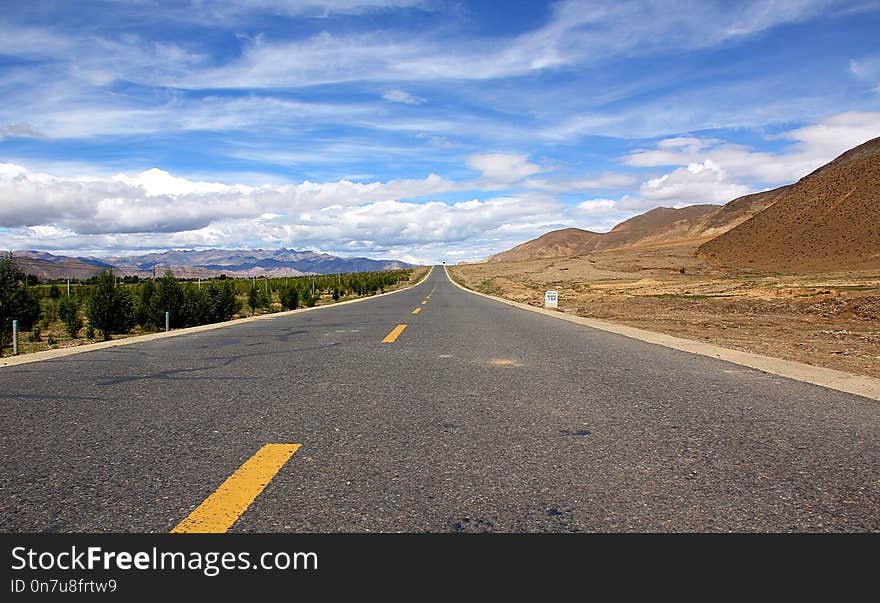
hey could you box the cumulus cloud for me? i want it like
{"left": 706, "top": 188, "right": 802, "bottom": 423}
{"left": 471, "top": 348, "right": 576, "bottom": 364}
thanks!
{"left": 639, "top": 159, "right": 751, "bottom": 206}
{"left": 0, "top": 163, "right": 572, "bottom": 262}
{"left": 623, "top": 111, "right": 880, "bottom": 186}
{"left": 467, "top": 153, "right": 544, "bottom": 186}
{"left": 574, "top": 198, "right": 619, "bottom": 216}
{"left": 0, "top": 164, "right": 464, "bottom": 234}
{"left": 382, "top": 89, "right": 425, "bottom": 105}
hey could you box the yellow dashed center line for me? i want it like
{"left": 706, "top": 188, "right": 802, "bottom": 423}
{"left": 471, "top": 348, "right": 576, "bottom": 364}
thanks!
{"left": 171, "top": 443, "right": 300, "bottom": 534}
{"left": 382, "top": 324, "right": 408, "bottom": 343}
{"left": 421, "top": 300, "right": 427, "bottom": 305}
{"left": 412, "top": 307, "right": 422, "bottom": 314}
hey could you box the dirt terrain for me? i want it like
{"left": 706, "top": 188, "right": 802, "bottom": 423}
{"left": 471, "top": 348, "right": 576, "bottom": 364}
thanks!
{"left": 449, "top": 246, "right": 880, "bottom": 378}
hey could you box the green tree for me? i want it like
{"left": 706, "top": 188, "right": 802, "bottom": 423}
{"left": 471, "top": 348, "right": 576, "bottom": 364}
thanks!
{"left": 247, "top": 281, "right": 268, "bottom": 314}
{"left": 136, "top": 279, "right": 156, "bottom": 328}
{"left": 279, "top": 284, "right": 299, "bottom": 310}
{"left": 300, "top": 285, "right": 317, "bottom": 308}
{"left": 49, "top": 284, "right": 61, "bottom": 299}
{"left": 154, "top": 271, "right": 185, "bottom": 328}
{"left": 57, "top": 295, "right": 83, "bottom": 338}
{"left": 85, "top": 271, "right": 135, "bottom": 340}
{"left": 208, "top": 281, "right": 240, "bottom": 322}
{"left": 182, "top": 285, "right": 208, "bottom": 326}
{"left": 0, "top": 255, "right": 42, "bottom": 355}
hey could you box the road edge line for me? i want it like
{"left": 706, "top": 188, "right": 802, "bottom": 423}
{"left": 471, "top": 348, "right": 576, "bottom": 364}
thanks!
{"left": 444, "top": 266, "right": 880, "bottom": 402}
{"left": 0, "top": 266, "right": 434, "bottom": 368}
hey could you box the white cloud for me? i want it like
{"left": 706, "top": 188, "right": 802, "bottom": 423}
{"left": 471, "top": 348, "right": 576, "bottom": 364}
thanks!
{"left": 623, "top": 111, "right": 880, "bottom": 186}
{"left": 0, "top": 162, "right": 572, "bottom": 262}
{"left": 0, "top": 163, "right": 462, "bottom": 234}
{"left": 111, "top": 169, "right": 254, "bottom": 196}
{"left": 639, "top": 159, "right": 751, "bottom": 206}
{"left": 382, "top": 89, "right": 425, "bottom": 105}
{"left": 467, "top": 153, "right": 544, "bottom": 185}
{"left": 574, "top": 198, "right": 619, "bottom": 216}
{"left": 0, "top": 93, "right": 370, "bottom": 140}
{"left": 81, "top": 0, "right": 843, "bottom": 89}
{"left": 195, "top": 0, "right": 427, "bottom": 20}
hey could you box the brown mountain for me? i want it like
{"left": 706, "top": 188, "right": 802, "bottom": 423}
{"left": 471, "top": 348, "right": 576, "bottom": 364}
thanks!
{"left": 488, "top": 197, "right": 770, "bottom": 263}
{"left": 698, "top": 137, "right": 880, "bottom": 272}
{"left": 489, "top": 137, "right": 878, "bottom": 268}
{"left": 487, "top": 227, "right": 605, "bottom": 261}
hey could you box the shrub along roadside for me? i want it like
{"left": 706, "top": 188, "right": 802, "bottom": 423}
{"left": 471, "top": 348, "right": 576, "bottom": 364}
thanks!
{"left": 0, "top": 254, "right": 42, "bottom": 355}
{"left": 57, "top": 295, "right": 83, "bottom": 338}
{"left": 85, "top": 271, "right": 136, "bottom": 341}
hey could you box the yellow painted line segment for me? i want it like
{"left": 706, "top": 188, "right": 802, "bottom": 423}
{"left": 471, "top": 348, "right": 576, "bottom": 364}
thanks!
{"left": 412, "top": 307, "right": 421, "bottom": 314}
{"left": 382, "top": 324, "right": 408, "bottom": 343}
{"left": 421, "top": 300, "right": 427, "bottom": 305}
{"left": 171, "top": 443, "right": 300, "bottom": 534}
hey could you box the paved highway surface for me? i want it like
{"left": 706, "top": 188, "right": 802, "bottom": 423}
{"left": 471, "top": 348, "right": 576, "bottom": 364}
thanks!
{"left": 2, "top": 266, "right": 878, "bottom": 532}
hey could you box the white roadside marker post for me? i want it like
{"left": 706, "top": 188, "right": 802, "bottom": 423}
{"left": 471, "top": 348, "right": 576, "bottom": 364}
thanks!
{"left": 544, "top": 290, "right": 558, "bottom": 309}
{"left": 12, "top": 319, "right": 19, "bottom": 355}
{"left": 165, "top": 311, "right": 170, "bottom": 332}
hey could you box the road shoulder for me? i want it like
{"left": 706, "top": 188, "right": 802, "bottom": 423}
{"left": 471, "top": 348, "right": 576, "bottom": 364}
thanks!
{"left": 445, "top": 266, "right": 880, "bottom": 402}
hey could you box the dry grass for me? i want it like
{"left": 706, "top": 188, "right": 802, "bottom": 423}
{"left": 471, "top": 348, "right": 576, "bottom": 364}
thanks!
{"left": 450, "top": 244, "right": 880, "bottom": 378}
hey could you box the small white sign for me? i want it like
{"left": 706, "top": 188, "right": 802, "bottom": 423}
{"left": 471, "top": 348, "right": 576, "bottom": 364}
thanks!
{"left": 544, "top": 290, "right": 558, "bottom": 308}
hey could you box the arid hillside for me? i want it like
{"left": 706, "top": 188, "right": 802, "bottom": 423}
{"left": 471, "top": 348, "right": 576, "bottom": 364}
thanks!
{"left": 698, "top": 137, "right": 880, "bottom": 272}
{"left": 490, "top": 137, "right": 878, "bottom": 274}
{"left": 489, "top": 187, "right": 780, "bottom": 263}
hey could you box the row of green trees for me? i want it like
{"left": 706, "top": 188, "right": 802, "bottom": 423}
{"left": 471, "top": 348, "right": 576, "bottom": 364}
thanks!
{"left": 84, "top": 271, "right": 242, "bottom": 339}
{"left": 1, "top": 256, "right": 415, "bottom": 350}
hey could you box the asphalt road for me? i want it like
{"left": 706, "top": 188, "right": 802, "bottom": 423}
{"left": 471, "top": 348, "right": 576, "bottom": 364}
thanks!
{"left": 1, "top": 266, "right": 878, "bottom": 532}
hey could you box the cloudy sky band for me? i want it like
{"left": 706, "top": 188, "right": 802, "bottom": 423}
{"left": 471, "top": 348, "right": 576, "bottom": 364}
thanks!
{"left": 1, "top": 1, "right": 879, "bottom": 262}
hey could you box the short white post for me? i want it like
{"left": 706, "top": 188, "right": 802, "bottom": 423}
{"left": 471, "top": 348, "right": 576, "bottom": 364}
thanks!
{"left": 12, "top": 319, "right": 19, "bottom": 355}
{"left": 544, "top": 290, "right": 558, "bottom": 309}
{"left": 165, "top": 311, "right": 170, "bottom": 332}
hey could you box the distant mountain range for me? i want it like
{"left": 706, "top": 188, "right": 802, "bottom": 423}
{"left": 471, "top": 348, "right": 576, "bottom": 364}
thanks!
{"left": 8, "top": 248, "right": 413, "bottom": 280}
{"left": 489, "top": 136, "right": 880, "bottom": 273}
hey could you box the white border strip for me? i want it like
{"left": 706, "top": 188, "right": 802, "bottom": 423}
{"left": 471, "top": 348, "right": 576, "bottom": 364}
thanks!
{"left": 445, "top": 266, "right": 880, "bottom": 401}
{"left": 0, "top": 266, "right": 434, "bottom": 368}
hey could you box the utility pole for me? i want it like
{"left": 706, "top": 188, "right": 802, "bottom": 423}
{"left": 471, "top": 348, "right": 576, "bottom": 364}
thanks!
{"left": 67, "top": 277, "right": 70, "bottom": 297}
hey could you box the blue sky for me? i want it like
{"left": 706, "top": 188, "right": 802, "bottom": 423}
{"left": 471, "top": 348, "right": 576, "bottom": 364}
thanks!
{"left": 0, "top": 0, "right": 879, "bottom": 263}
